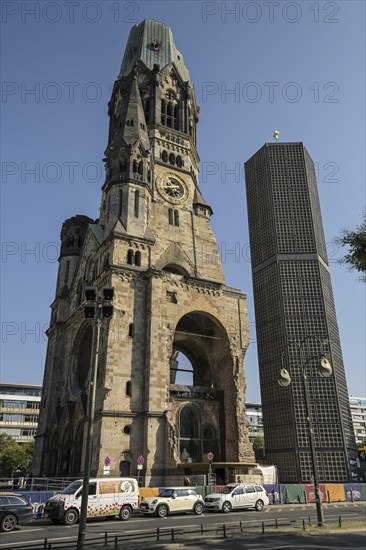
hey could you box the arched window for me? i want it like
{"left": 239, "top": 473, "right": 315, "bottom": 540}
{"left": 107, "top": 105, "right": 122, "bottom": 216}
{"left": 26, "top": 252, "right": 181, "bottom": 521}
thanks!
{"left": 119, "top": 158, "right": 127, "bottom": 172}
{"left": 134, "top": 190, "right": 139, "bottom": 218}
{"left": 161, "top": 100, "right": 166, "bottom": 125}
{"left": 76, "top": 280, "right": 83, "bottom": 308}
{"left": 176, "top": 156, "right": 183, "bottom": 168}
{"left": 169, "top": 153, "right": 175, "bottom": 165}
{"left": 127, "top": 249, "right": 134, "bottom": 265}
{"left": 167, "top": 102, "right": 173, "bottom": 128}
{"left": 143, "top": 98, "right": 150, "bottom": 123}
{"left": 135, "top": 250, "right": 141, "bottom": 266}
{"left": 174, "top": 105, "right": 180, "bottom": 130}
{"left": 168, "top": 208, "right": 174, "bottom": 225}
{"left": 203, "top": 425, "right": 216, "bottom": 455}
{"left": 138, "top": 160, "right": 143, "bottom": 175}
{"left": 179, "top": 405, "right": 200, "bottom": 463}
{"left": 162, "top": 150, "right": 168, "bottom": 163}
{"left": 118, "top": 189, "right": 123, "bottom": 217}
{"left": 66, "top": 234, "right": 75, "bottom": 248}
{"left": 133, "top": 160, "right": 138, "bottom": 173}
{"left": 174, "top": 210, "right": 179, "bottom": 227}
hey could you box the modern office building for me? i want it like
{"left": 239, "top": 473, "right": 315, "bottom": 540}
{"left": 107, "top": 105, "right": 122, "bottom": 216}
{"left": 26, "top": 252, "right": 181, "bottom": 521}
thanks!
{"left": 244, "top": 142, "right": 358, "bottom": 483}
{"left": 0, "top": 383, "right": 42, "bottom": 443}
{"left": 33, "top": 19, "right": 255, "bottom": 484}
{"left": 246, "top": 402, "right": 264, "bottom": 442}
{"left": 349, "top": 396, "right": 366, "bottom": 445}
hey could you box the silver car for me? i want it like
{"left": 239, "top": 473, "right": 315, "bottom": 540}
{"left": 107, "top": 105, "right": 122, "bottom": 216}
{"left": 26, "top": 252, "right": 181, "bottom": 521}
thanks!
{"left": 140, "top": 487, "right": 204, "bottom": 517}
{"left": 204, "top": 483, "right": 269, "bottom": 513}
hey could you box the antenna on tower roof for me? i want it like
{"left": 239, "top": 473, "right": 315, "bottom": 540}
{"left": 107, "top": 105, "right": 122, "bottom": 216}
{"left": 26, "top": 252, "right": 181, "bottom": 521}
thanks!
{"left": 273, "top": 130, "right": 279, "bottom": 142}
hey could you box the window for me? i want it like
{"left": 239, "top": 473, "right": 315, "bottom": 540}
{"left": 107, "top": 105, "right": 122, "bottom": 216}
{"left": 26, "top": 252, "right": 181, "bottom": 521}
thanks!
{"left": 64, "top": 261, "right": 70, "bottom": 284}
{"left": 169, "top": 153, "right": 175, "bottom": 165}
{"left": 125, "top": 381, "right": 132, "bottom": 397}
{"left": 161, "top": 99, "right": 180, "bottom": 130}
{"left": 129, "top": 323, "right": 135, "bottom": 337}
{"left": 88, "top": 483, "right": 97, "bottom": 496}
{"left": 135, "top": 251, "right": 141, "bottom": 266}
{"left": 127, "top": 250, "right": 134, "bottom": 265}
{"left": 134, "top": 190, "right": 139, "bottom": 218}
{"left": 174, "top": 210, "right": 179, "bottom": 227}
{"left": 179, "top": 405, "right": 201, "bottom": 463}
{"left": 168, "top": 209, "right": 179, "bottom": 226}
{"left": 162, "top": 150, "right": 168, "bottom": 163}
{"left": 118, "top": 189, "right": 123, "bottom": 217}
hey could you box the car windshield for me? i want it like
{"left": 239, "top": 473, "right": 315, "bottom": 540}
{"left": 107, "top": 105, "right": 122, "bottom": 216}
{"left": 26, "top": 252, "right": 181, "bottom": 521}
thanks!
{"left": 159, "top": 489, "right": 174, "bottom": 497}
{"left": 217, "top": 486, "right": 235, "bottom": 494}
{"left": 61, "top": 480, "right": 83, "bottom": 495}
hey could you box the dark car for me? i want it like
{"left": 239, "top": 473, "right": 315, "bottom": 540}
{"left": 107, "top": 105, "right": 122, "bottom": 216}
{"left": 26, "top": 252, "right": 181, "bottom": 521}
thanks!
{"left": 0, "top": 494, "right": 33, "bottom": 532}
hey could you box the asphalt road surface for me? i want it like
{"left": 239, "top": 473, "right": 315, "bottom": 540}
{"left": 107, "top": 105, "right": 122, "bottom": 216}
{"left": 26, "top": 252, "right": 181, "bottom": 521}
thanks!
{"left": 0, "top": 502, "right": 365, "bottom": 549}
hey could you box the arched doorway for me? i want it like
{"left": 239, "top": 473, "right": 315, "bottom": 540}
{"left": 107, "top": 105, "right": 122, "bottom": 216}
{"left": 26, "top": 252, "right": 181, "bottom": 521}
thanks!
{"left": 119, "top": 451, "right": 132, "bottom": 476}
{"left": 71, "top": 422, "right": 84, "bottom": 475}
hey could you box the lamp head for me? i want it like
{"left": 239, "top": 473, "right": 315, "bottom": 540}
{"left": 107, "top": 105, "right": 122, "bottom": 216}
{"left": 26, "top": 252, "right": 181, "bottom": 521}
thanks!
{"left": 319, "top": 356, "right": 332, "bottom": 378}
{"left": 278, "top": 368, "right": 291, "bottom": 387}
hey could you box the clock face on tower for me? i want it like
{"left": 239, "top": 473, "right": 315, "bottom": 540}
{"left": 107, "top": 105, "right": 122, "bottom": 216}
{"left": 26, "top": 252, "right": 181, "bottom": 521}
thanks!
{"left": 156, "top": 172, "right": 189, "bottom": 205}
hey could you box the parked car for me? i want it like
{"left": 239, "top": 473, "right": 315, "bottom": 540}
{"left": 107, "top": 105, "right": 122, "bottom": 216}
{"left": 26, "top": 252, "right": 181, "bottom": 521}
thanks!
{"left": 45, "top": 477, "right": 139, "bottom": 525}
{"left": 204, "top": 483, "right": 269, "bottom": 513}
{"left": 0, "top": 494, "right": 33, "bottom": 532}
{"left": 140, "top": 487, "right": 204, "bottom": 517}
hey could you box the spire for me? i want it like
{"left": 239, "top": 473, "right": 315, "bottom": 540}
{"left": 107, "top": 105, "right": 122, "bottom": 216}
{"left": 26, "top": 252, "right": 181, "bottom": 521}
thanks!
{"left": 119, "top": 71, "right": 150, "bottom": 152}
{"left": 120, "top": 19, "right": 190, "bottom": 82}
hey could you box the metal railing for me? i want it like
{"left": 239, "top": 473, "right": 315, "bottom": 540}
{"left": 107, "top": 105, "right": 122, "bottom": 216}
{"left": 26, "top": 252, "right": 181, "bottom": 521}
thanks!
{"left": 0, "top": 515, "right": 350, "bottom": 550}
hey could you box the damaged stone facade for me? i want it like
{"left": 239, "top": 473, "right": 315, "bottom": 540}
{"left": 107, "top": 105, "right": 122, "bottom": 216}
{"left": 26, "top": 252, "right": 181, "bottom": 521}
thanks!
{"left": 33, "top": 19, "right": 254, "bottom": 486}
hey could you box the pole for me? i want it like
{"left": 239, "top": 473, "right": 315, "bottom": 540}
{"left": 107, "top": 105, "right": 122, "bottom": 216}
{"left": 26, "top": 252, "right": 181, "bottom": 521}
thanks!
{"left": 77, "top": 309, "right": 101, "bottom": 549}
{"left": 302, "top": 367, "right": 324, "bottom": 527}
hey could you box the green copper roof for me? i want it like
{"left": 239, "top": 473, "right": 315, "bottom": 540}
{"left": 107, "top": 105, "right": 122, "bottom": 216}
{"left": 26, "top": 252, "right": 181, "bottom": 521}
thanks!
{"left": 120, "top": 19, "right": 190, "bottom": 82}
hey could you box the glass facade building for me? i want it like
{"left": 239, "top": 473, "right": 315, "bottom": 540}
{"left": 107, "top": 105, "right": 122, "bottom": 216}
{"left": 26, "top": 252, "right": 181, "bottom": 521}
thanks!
{"left": 244, "top": 142, "right": 357, "bottom": 483}
{"left": 0, "top": 383, "right": 41, "bottom": 443}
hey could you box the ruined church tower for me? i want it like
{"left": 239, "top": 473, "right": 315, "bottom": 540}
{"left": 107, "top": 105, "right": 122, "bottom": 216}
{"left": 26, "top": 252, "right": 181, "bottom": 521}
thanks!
{"left": 33, "top": 19, "right": 254, "bottom": 485}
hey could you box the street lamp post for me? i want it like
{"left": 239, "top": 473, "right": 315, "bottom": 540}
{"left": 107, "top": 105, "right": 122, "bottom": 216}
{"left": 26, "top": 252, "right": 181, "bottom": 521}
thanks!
{"left": 77, "top": 287, "right": 114, "bottom": 550}
{"left": 278, "top": 336, "right": 332, "bottom": 527}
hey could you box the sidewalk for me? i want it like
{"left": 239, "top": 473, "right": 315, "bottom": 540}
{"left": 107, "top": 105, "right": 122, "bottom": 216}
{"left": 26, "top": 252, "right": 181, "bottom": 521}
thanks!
{"left": 90, "top": 526, "right": 366, "bottom": 550}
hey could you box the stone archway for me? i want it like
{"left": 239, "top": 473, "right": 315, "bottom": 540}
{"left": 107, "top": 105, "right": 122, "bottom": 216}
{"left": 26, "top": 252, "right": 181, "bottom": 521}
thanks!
{"left": 169, "top": 311, "right": 238, "bottom": 463}
{"left": 73, "top": 324, "right": 93, "bottom": 395}
{"left": 71, "top": 422, "right": 84, "bottom": 475}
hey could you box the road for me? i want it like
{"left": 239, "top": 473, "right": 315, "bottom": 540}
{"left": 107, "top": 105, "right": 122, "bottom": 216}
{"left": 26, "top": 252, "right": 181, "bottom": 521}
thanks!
{"left": 0, "top": 502, "right": 365, "bottom": 549}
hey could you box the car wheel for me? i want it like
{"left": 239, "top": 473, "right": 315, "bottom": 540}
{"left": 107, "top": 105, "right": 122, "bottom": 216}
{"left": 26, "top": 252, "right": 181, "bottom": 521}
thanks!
{"left": 194, "top": 502, "right": 204, "bottom": 515}
{"left": 0, "top": 514, "right": 17, "bottom": 532}
{"left": 156, "top": 504, "right": 168, "bottom": 518}
{"left": 119, "top": 505, "right": 132, "bottom": 521}
{"left": 255, "top": 499, "right": 264, "bottom": 511}
{"left": 222, "top": 501, "right": 232, "bottom": 514}
{"left": 63, "top": 508, "right": 78, "bottom": 525}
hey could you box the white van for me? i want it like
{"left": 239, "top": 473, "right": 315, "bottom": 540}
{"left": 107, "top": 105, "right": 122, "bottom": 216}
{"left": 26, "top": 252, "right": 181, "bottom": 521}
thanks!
{"left": 44, "top": 477, "right": 139, "bottom": 525}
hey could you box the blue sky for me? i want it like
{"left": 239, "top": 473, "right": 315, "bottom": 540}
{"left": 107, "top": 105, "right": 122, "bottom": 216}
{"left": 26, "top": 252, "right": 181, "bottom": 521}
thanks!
{"left": 1, "top": 1, "right": 365, "bottom": 402}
